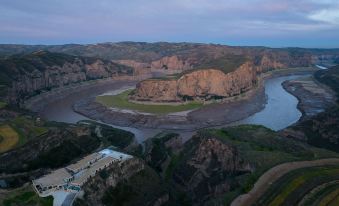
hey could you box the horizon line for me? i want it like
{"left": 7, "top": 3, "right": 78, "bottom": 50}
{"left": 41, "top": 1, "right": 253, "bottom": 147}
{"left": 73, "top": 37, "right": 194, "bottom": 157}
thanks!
{"left": 1, "top": 41, "right": 339, "bottom": 50}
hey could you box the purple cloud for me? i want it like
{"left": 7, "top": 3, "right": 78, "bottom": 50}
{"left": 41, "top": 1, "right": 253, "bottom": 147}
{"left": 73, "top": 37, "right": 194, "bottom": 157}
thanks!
{"left": 0, "top": 0, "right": 338, "bottom": 47}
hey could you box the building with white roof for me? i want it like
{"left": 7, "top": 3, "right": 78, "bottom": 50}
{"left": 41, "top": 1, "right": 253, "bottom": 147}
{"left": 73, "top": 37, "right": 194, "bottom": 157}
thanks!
{"left": 32, "top": 168, "right": 73, "bottom": 195}
{"left": 66, "top": 153, "right": 103, "bottom": 174}
{"left": 32, "top": 148, "right": 133, "bottom": 196}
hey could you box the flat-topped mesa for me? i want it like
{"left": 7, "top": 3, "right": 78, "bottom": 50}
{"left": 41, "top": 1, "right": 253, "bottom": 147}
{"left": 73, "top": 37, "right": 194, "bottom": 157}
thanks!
{"left": 130, "top": 61, "right": 257, "bottom": 102}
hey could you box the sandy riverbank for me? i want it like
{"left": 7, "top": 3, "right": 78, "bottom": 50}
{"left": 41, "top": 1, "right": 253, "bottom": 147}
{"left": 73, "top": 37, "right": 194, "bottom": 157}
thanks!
{"left": 73, "top": 67, "right": 317, "bottom": 131}
{"left": 282, "top": 75, "right": 336, "bottom": 120}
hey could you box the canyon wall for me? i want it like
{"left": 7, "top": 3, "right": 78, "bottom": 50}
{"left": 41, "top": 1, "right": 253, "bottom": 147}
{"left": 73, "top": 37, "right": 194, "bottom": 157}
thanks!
{"left": 76, "top": 158, "right": 145, "bottom": 206}
{"left": 172, "top": 132, "right": 252, "bottom": 203}
{"left": 115, "top": 55, "right": 192, "bottom": 76}
{"left": 0, "top": 51, "right": 133, "bottom": 103}
{"left": 131, "top": 62, "right": 257, "bottom": 102}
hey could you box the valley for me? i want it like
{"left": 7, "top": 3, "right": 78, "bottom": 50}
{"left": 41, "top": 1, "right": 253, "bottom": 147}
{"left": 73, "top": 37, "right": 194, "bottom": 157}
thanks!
{"left": 0, "top": 42, "right": 338, "bottom": 206}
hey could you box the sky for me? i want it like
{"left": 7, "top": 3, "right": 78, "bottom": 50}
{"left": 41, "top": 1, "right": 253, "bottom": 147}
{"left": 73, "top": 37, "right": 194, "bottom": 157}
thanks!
{"left": 0, "top": 0, "right": 339, "bottom": 48}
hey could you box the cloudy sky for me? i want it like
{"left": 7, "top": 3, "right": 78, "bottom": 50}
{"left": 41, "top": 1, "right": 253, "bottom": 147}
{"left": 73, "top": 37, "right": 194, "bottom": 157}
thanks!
{"left": 0, "top": 0, "right": 339, "bottom": 47}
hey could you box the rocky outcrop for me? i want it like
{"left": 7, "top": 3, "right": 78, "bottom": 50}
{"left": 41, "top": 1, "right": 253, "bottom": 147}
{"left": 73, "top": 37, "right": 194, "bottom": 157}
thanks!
{"left": 257, "top": 54, "right": 285, "bottom": 72}
{"left": 0, "top": 126, "right": 95, "bottom": 173}
{"left": 173, "top": 132, "right": 252, "bottom": 203}
{"left": 133, "top": 79, "right": 179, "bottom": 102}
{"left": 115, "top": 55, "right": 192, "bottom": 76}
{"left": 78, "top": 158, "right": 144, "bottom": 206}
{"left": 283, "top": 66, "right": 339, "bottom": 153}
{"left": 0, "top": 51, "right": 133, "bottom": 103}
{"left": 114, "top": 59, "right": 151, "bottom": 75}
{"left": 150, "top": 55, "right": 192, "bottom": 71}
{"left": 132, "top": 62, "right": 257, "bottom": 102}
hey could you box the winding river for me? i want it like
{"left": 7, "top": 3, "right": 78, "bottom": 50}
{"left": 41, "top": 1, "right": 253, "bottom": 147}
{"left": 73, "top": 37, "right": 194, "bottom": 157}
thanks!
{"left": 40, "top": 73, "right": 315, "bottom": 141}
{"left": 232, "top": 75, "right": 307, "bottom": 131}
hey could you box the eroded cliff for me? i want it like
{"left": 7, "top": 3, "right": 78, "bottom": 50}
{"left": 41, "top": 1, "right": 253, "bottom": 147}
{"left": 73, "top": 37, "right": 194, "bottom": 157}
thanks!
{"left": 0, "top": 51, "right": 133, "bottom": 103}
{"left": 131, "top": 61, "right": 257, "bottom": 102}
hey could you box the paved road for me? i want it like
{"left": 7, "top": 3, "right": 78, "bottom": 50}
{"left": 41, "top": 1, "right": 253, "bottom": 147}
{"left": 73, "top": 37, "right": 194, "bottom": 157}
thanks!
{"left": 231, "top": 158, "right": 339, "bottom": 206}
{"left": 61, "top": 193, "right": 76, "bottom": 206}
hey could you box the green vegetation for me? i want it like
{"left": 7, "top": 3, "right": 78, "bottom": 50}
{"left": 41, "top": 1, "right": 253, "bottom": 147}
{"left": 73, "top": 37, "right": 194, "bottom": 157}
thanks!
{"left": 151, "top": 54, "right": 248, "bottom": 81}
{"left": 256, "top": 165, "right": 339, "bottom": 206}
{"left": 0, "top": 124, "right": 19, "bottom": 153}
{"left": 288, "top": 65, "right": 339, "bottom": 153}
{"left": 99, "top": 166, "right": 167, "bottom": 206}
{"left": 0, "top": 116, "right": 48, "bottom": 154}
{"left": 1, "top": 185, "right": 53, "bottom": 206}
{"left": 27, "top": 134, "right": 100, "bottom": 170}
{"left": 301, "top": 182, "right": 339, "bottom": 206}
{"left": 196, "top": 125, "right": 339, "bottom": 205}
{"left": 164, "top": 153, "right": 181, "bottom": 180}
{"left": 194, "top": 54, "right": 248, "bottom": 73}
{"left": 11, "top": 116, "right": 48, "bottom": 139}
{"left": 101, "top": 183, "right": 136, "bottom": 205}
{"left": 0, "top": 50, "right": 133, "bottom": 99}
{"left": 78, "top": 120, "right": 135, "bottom": 149}
{"left": 96, "top": 90, "right": 203, "bottom": 114}
{"left": 144, "top": 132, "right": 179, "bottom": 172}
{"left": 0, "top": 101, "right": 7, "bottom": 109}
{"left": 212, "top": 125, "right": 337, "bottom": 175}
{"left": 315, "top": 65, "right": 339, "bottom": 101}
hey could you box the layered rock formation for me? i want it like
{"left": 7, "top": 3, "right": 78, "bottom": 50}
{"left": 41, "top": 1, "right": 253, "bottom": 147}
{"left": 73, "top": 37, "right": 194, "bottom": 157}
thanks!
{"left": 78, "top": 158, "right": 145, "bottom": 206}
{"left": 131, "top": 61, "right": 257, "bottom": 102}
{"left": 150, "top": 55, "right": 192, "bottom": 71}
{"left": 2, "top": 42, "right": 329, "bottom": 74}
{"left": 0, "top": 51, "right": 133, "bottom": 103}
{"left": 173, "top": 132, "right": 252, "bottom": 203}
{"left": 115, "top": 55, "right": 192, "bottom": 76}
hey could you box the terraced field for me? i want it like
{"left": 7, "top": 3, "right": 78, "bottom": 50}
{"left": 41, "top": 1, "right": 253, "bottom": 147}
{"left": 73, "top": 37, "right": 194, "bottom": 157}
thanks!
{"left": 255, "top": 165, "right": 339, "bottom": 206}
{"left": 0, "top": 124, "right": 19, "bottom": 153}
{"left": 0, "top": 116, "right": 48, "bottom": 154}
{"left": 203, "top": 125, "right": 339, "bottom": 205}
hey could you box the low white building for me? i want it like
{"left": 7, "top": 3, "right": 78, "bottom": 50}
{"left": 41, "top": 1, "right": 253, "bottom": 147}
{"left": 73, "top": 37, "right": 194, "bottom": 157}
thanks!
{"left": 32, "top": 168, "right": 73, "bottom": 196}
{"left": 66, "top": 153, "right": 104, "bottom": 174}
{"left": 32, "top": 149, "right": 133, "bottom": 196}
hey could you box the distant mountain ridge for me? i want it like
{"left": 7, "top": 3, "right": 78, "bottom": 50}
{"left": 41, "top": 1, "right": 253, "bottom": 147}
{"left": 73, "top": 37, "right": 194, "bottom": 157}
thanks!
{"left": 1, "top": 42, "right": 339, "bottom": 104}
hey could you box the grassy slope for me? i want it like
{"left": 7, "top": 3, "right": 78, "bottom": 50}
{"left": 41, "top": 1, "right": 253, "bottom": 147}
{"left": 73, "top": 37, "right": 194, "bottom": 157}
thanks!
{"left": 164, "top": 125, "right": 338, "bottom": 205}
{"left": 314, "top": 65, "right": 339, "bottom": 100}
{"left": 0, "top": 125, "right": 19, "bottom": 153}
{"left": 193, "top": 54, "right": 248, "bottom": 73}
{"left": 249, "top": 65, "right": 339, "bottom": 206}
{"left": 202, "top": 126, "right": 337, "bottom": 205}
{"left": 96, "top": 90, "right": 203, "bottom": 114}
{"left": 0, "top": 116, "right": 48, "bottom": 154}
{"left": 256, "top": 165, "right": 339, "bottom": 206}
{"left": 1, "top": 184, "right": 53, "bottom": 206}
{"left": 0, "top": 51, "right": 133, "bottom": 101}
{"left": 78, "top": 120, "right": 135, "bottom": 149}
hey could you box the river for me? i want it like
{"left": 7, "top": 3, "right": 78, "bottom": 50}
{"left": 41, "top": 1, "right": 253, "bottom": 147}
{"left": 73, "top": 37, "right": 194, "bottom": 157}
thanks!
{"left": 232, "top": 75, "right": 307, "bottom": 131}
{"left": 40, "top": 73, "right": 314, "bottom": 141}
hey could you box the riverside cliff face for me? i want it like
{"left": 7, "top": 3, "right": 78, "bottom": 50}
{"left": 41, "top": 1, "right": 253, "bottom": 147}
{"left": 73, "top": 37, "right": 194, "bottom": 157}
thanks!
{"left": 0, "top": 51, "right": 133, "bottom": 103}
{"left": 132, "top": 62, "right": 257, "bottom": 102}
{"left": 173, "top": 133, "right": 252, "bottom": 203}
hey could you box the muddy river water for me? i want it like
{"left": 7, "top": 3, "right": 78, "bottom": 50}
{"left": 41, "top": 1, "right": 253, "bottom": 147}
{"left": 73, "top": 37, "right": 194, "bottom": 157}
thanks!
{"left": 232, "top": 75, "right": 307, "bottom": 130}
{"left": 39, "top": 73, "right": 317, "bottom": 142}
